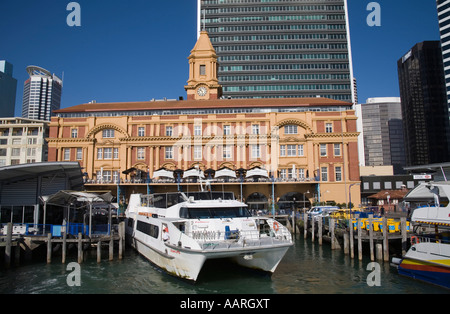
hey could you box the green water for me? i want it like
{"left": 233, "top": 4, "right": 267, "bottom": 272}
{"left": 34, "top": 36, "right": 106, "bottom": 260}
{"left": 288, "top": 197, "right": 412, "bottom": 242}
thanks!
{"left": 0, "top": 234, "right": 447, "bottom": 294}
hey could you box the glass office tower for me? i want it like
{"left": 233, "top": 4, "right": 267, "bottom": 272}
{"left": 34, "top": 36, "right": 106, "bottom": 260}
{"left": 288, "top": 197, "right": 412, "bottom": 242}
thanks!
{"left": 22, "top": 66, "right": 62, "bottom": 121}
{"left": 0, "top": 61, "right": 17, "bottom": 117}
{"left": 437, "top": 0, "right": 450, "bottom": 116}
{"left": 198, "top": 0, "right": 354, "bottom": 102}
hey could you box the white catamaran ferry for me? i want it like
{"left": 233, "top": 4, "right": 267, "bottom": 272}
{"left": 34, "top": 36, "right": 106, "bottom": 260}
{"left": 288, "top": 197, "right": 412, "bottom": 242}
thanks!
{"left": 125, "top": 190, "right": 293, "bottom": 282}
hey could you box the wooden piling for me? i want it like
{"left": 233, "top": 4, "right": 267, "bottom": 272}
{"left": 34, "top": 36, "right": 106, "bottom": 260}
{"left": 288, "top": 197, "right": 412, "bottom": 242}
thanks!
{"left": 376, "top": 243, "right": 383, "bottom": 261}
{"left": 349, "top": 218, "right": 354, "bottom": 259}
{"left": 109, "top": 229, "right": 114, "bottom": 261}
{"left": 343, "top": 232, "right": 349, "bottom": 255}
{"left": 357, "top": 215, "right": 362, "bottom": 261}
{"left": 304, "top": 212, "right": 308, "bottom": 238}
{"left": 118, "top": 222, "right": 124, "bottom": 260}
{"left": 330, "top": 218, "right": 336, "bottom": 250}
{"left": 46, "top": 233, "right": 52, "bottom": 264}
{"left": 4, "top": 222, "right": 12, "bottom": 268}
{"left": 318, "top": 217, "right": 323, "bottom": 245}
{"left": 62, "top": 231, "right": 67, "bottom": 264}
{"left": 311, "top": 217, "right": 315, "bottom": 242}
{"left": 369, "top": 214, "right": 374, "bottom": 261}
{"left": 382, "top": 217, "right": 389, "bottom": 262}
{"left": 77, "top": 233, "right": 83, "bottom": 264}
{"left": 97, "top": 240, "right": 102, "bottom": 263}
{"left": 401, "top": 217, "right": 407, "bottom": 256}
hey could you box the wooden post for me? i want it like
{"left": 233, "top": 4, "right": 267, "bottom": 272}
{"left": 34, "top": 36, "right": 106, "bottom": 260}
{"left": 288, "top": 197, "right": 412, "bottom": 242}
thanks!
{"left": 4, "top": 222, "right": 12, "bottom": 268}
{"left": 97, "top": 240, "right": 102, "bottom": 263}
{"left": 311, "top": 217, "right": 315, "bottom": 242}
{"left": 401, "top": 217, "right": 407, "bottom": 256}
{"left": 77, "top": 232, "right": 83, "bottom": 264}
{"left": 304, "top": 212, "right": 308, "bottom": 238}
{"left": 369, "top": 214, "right": 374, "bottom": 261}
{"left": 331, "top": 218, "right": 336, "bottom": 250}
{"left": 376, "top": 243, "right": 383, "bottom": 261}
{"left": 318, "top": 217, "right": 323, "bottom": 245}
{"left": 14, "top": 239, "right": 20, "bottom": 265}
{"left": 119, "top": 222, "right": 124, "bottom": 260}
{"left": 357, "top": 215, "right": 362, "bottom": 261}
{"left": 344, "top": 232, "right": 349, "bottom": 255}
{"left": 383, "top": 217, "right": 389, "bottom": 262}
{"left": 109, "top": 229, "right": 114, "bottom": 261}
{"left": 62, "top": 231, "right": 67, "bottom": 264}
{"left": 349, "top": 218, "right": 354, "bottom": 259}
{"left": 46, "top": 233, "right": 52, "bottom": 264}
{"left": 291, "top": 211, "right": 296, "bottom": 235}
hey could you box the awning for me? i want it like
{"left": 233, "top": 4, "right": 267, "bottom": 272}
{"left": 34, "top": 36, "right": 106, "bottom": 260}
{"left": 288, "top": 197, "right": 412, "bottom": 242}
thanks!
{"left": 41, "top": 190, "right": 113, "bottom": 206}
{"left": 246, "top": 167, "right": 269, "bottom": 178}
{"left": 183, "top": 168, "right": 205, "bottom": 179}
{"left": 215, "top": 167, "right": 236, "bottom": 179}
{"left": 403, "top": 182, "right": 450, "bottom": 201}
{"left": 152, "top": 168, "right": 174, "bottom": 179}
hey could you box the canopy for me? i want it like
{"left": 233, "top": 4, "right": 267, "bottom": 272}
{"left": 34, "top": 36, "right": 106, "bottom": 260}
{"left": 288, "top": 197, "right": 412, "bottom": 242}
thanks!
{"left": 403, "top": 182, "right": 450, "bottom": 201}
{"left": 152, "top": 168, "right": 174, "bottom": 179}
{"left": 215, "top": 167, "right": 236, "bottom": 179}
{"left": 41, "top": 190, "right": 113, "bottom": 205}
{"left": 183, "top": 168, "right": 205, "bottom": 179}
{"left": 246, "top": 167, "right": 269, "bottom": 178}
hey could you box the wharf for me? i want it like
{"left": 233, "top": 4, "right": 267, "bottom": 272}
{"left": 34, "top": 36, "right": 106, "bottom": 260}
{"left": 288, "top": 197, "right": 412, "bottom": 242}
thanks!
{"left": 0, "top": 222, "right": 126, "bottom": 268}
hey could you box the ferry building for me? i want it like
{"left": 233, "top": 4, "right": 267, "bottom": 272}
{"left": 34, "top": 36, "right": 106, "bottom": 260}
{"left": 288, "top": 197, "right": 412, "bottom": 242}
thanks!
{"left": 48, "top": 31, "right": 361, "bottom": 210}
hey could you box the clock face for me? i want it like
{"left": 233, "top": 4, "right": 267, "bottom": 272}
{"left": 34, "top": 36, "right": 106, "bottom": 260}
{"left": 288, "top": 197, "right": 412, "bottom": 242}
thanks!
{"left": 197, "top": 87, "right": 207, "bottom": 96}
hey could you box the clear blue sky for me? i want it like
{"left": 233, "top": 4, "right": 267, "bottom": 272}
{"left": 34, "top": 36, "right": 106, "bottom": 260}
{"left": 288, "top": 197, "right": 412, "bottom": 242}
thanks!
{"left": 0, "top": 0, "right": 441, "bottom": 116}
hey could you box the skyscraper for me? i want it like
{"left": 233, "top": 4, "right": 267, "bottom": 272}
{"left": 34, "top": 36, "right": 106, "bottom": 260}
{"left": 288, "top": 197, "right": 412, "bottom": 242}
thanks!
{"left": 361, "top": 97, "right": 406, "bottom": 174}
{"left": 397, "top": 41, "right": 450, "bottom": 166}
{"left": 0, "top": 60, "right": 17, "bottom": 117}
{"left": 198, "top": 0, "right": 354, "bottom": 102}
{"left": 22, "top": 66, "right": 62, "bottom": 121}
{"left": 437, "top": 0, "right": 450, "bottom": 116}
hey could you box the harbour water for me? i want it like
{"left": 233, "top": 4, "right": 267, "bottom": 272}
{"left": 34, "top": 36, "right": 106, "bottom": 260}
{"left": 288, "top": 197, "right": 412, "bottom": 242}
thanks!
{"left": 0, "top": 234, "right": 448, "bottom": 294}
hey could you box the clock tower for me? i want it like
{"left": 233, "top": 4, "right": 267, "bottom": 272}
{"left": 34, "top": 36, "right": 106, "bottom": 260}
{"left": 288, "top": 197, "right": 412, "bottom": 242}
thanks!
{"left": 185, "top": 31, "right": 222, "bottom": 100}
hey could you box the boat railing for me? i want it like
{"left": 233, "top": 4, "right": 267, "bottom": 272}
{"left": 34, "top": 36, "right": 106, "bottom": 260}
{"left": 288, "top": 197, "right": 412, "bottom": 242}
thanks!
{"left": 0, "top": 223, "right": 114, "bottom": 237}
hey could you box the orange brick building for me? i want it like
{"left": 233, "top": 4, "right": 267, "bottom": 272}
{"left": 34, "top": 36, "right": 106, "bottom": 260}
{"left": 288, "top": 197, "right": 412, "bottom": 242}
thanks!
{"left": 47, "top": 31, "right": 361, "bottom": 209}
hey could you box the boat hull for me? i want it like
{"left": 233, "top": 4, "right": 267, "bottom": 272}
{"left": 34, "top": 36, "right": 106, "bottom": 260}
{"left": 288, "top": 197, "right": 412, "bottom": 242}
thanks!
{"left": 398, "top": 258, "right": 450, "bottom": 289}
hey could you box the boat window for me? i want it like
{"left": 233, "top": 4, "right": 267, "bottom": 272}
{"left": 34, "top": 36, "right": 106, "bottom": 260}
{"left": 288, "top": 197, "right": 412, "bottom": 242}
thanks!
{"left": 136, "top": 221, "right": 159, "bottom": 239}
{"left": 179, "top": 207, "right": 251, "bottom": 219}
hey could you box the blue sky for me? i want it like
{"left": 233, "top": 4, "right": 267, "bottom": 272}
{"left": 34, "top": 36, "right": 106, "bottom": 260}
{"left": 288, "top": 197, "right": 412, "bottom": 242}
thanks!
{"left": 0, "top": 0, "right": 441, "bottom": 116}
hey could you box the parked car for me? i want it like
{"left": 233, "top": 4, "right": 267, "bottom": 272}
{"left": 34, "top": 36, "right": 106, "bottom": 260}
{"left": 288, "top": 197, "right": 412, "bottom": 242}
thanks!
{"left": 307, "top": 206, "right": 340, "bottom": 220}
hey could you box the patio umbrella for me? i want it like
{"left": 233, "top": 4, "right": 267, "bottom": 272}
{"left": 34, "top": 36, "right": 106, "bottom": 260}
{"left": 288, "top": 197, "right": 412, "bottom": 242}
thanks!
{"left": 215, "top": 167, "right": 237, "bottom": 179}
{"left": 246, "top": 167, "right": 269, "bottom": 178}
{"left": 183, "top": 168, "right": 205, "bottom": 179}
{"left": 152, "top": 168, "right": 174, "bottom": 179}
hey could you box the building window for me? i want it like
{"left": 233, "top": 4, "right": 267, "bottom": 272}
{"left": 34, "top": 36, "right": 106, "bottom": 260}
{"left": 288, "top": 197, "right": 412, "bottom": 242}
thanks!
{"left": 166, "top": 126, "right": 173, "bottom": 137}
{"left": 194, "top": 146, "right": 202, "bottom": 160}
{"left": 251, "top": 144, "right": 260, "bottom": 158}
{"left": 321, "top": 167, "right": 328, "bottom": 182}
{"left": 384, "top": 182, "right": 392, "bottom": 189}
{"left": 320, "top": 144, "right": 327, "bottom": 156}
{"left": 97, "top": 148, "right": 103, "bottom": 159}
{"left": 335, "top": 166, "right": 342, "bottom": 182}
{"left": 113, "top": 148, "right": 119, "bottom": 159}
{"left": 373, "top": 182, "right": 381, "bottom": 190}
{"left": 285, "top": 125, "right": 298, "bottom": 134}
{"left": 165, "top": 147, "right": 173, "bottom": 159}
{"left": 76, "top": 148, "right": 82, "bottom": 160}
{"left": 223, "top": 125, "right": 231, "bottom": 135}
{"left": 0, "top": 149, "right": 5, "bottom": 157}
{"left": 137, "top": 147, "right": 145, "bottom": 160}
{"left": 223, "top": 146, "right": 232, "bottom": 159}
{"left": 102, "top": 129, "right": 115, "bottom": 138}
{"left": 287, "top": 145, "right": 296, "bottom": 156}
{"left": 27, "top": 148, "right": 36, "bottom": 157}
{"left": 334, "top": 144, "right": 341, "bottom": 156}
{"left": 138, "top": 127, "right": 145, "bottom": 137}
{"left": 63, "top": 148, "right": 70, "bottom": 161}
{"left": 280, "top": 169, "right": 287, "bottom": 179}
{"left": 298, "top": 144, "right": 304, "bottom": 156}
{"left": 325, "top": 123, "right": 333, "bottom": 133}
{"left": 252, "top": 124, "right": 259, "bottom": 135}
{"left": 12, "top": 148, "right": 21, "bottom": 157}
{"left": 104, "top": 148, "right": 112, "bottom": 159}
{"left": 298, "top": 168, "right": 305, "bottom": 179}
{"left": 200, "top": 65, "right": 206, "bottom": 76}
{"left": 27, "top": 138, "right": 37, "bottom": 145}
{"left": 71, "top": 128, "right": 78, "bottom": 138}
{"left": 194, "top": 125, "right": 202, "bottom": 136}
{"left": 280, "top": 145, "right": 286, "bottom": 156}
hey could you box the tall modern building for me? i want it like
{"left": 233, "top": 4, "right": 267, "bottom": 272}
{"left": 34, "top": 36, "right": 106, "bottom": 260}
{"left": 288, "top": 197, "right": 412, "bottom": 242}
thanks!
{"left": 437, "top": 0, "right": 450, "bottom": 116}
{"left": 198, "top": 0, "right": 354, "bottom": 102}
{"left": 397, "top": 41, "right": 450, "bottom": 166}
{"left": 22, "top": 66, "right": 62, "bottom": 121}
{"left": 361, "top": 97, "right": 406, "bottom": 174}
{"left": 0, "top": 60, "right": 17, "bottom": 117}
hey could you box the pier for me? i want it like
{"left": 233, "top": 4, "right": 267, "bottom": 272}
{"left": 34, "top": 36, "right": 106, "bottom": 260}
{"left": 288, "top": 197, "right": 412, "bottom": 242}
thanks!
{"left": 0, "top": 221, "right": 125, "bottom": 268}
{"left": 292, "top": 211, "right": 411, "bottom": 262}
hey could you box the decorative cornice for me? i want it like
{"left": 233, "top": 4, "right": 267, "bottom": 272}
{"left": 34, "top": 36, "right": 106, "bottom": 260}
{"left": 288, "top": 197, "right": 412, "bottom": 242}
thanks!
{"left": 305, "top": 132, "right": 359, "bottom": 139}
{"left": 46, "top": 138, "right": 96, "bottom": 143}
{"left": 86, "top": 123, "right": 130, "bottom": 139}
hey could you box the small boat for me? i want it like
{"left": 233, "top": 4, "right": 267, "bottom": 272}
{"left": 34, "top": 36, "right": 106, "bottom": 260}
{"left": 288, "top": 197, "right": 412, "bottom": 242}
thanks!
{"left": 125, "top": 188, "right": 293, "bottom": 282}
{"left": 392, "top": 181, "right": 450, "bottom": 289}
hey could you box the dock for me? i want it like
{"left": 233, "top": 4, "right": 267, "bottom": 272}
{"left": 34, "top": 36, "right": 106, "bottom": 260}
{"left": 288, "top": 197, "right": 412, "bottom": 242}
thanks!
{"left": 290, "top": 212, "right": 411, "bottom": 262}
{"left": 0, "top": 221, "right": 126, "bottom": 268}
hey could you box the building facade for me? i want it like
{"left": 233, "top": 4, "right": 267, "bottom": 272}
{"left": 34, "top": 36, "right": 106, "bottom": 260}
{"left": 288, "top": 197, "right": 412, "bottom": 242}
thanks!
{"left": 397, "top": 41, "right": 450, "bottom": 166}
{"left": 0, "top": 117, "right": 49, "bottom": 166}
{"left": 361, "top": 97, "right": 406, "bottom": 174}
{"left": 22, "top": 66, "right": 62, "bottom": 121}
{"left": 0, "top": 60, "right": 17, "bottom": 117}
{"left": 198, "top": 0, "right": 354, "bottom": 102}
{"left": 48, "top": 31, "right": 361, "bottom": 208}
